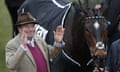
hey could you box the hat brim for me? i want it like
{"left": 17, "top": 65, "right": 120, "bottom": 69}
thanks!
{"left": 16, "top": 21, "right": 38, "bottom": 26}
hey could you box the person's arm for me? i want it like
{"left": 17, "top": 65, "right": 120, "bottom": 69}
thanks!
{"left": 6, "top": 43, "right": 27, "bottom": 70}
{"left": 51, "top": 25, "right": 65, "bottom": 57}
{"left": 6, "top": 29, "right": 28, "bottom": 70}
{"left": 41, "top": 25, "right": 65, "bottom": 58}
{"left": 107, "top": 42, "right": 117, "bottom": 72}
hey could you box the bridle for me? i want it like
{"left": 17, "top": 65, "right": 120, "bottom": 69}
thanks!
{"left": 84, "top": 15, "right": 107, "bottom": 72}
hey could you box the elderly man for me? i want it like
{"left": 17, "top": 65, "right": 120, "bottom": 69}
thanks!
{"left": 5, "top": 12, "right": 65, "bottom": 72}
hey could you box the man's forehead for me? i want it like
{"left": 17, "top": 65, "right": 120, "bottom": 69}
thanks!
{"left": 20, "top": 23, "right": 35, "bottom": 26}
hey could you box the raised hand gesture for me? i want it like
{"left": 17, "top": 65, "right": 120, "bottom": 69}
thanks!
{"left": 20, "top": 28, "right": 27, "bottom": 47}
{"left": 54, "top": 25, "right": 65, "bottom": 43}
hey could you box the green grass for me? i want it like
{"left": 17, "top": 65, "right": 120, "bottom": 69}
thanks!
{"left": 0, "top": 0, "right": 12, "bottom": 71}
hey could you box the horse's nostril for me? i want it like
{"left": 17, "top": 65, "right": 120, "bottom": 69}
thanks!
{"left": 96, "top": 41, "right": 105, "bottom": 49}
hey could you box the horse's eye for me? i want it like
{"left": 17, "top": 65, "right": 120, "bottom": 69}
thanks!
{"left": 85, "top": 28, "right": 90, "bottom": 32}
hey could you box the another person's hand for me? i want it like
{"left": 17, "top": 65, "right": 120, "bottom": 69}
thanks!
{"left": 93, "top": 67, "right": 99, "bottom": 72}
{"left": 93, "top": 67, "right": 107, "bottom": 72}
{"left": 54, "top": 25, "right": 65, "bottom": 43}
{"left": 95, "top": 4, "right": 102, "bottom": 10}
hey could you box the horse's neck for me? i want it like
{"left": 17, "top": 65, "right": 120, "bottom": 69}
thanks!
{"left": 64, "top": 39, "right": 91, "bottom": 64}
{"left": 63, "top": 20, "right": 91, "bottom": 65}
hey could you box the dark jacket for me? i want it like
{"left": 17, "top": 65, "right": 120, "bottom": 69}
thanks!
{"left": 106, "top": 39, "right": 120, "bottom": 72}
{"left": 106, "top": 0, "right": 120, "bottom": 36}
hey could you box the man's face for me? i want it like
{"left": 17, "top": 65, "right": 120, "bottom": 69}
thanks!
{"left": 18, "top": 23, "right": 35, "bottom": 39}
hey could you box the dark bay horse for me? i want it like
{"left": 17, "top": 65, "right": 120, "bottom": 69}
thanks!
{"left": 51, "top": 2, "right": 108, "bottom": 72}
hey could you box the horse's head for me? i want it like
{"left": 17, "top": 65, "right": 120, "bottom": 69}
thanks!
{"left": 83, "top": 8, "right": 108, "bottom": 71}
{"left": 63, "top": 1, "right": 108, "bottom": 71}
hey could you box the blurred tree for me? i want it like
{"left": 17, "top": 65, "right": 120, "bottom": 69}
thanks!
{"left": 80, "top": 0, "right": 105, "bottom": 8}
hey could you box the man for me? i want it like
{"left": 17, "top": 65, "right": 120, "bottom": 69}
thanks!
{"left": 106, "top": 0, "right": 120, "bottom": 48}
{"left": 106, "top": 20, "right": 120, "bottom": 72}
{"left": 5, "top": 12, "right": 65, "bottom": 72}
{"left": 106, "top": 39, "right": 120, "bottom": 72}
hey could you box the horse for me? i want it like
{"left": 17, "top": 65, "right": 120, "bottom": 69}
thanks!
{"left": 50, "top": 2, "right": 108, "bottom": 72}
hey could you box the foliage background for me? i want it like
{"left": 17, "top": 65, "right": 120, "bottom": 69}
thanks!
{"left": 0, "top": 0, "right": 12, "bottom": 71}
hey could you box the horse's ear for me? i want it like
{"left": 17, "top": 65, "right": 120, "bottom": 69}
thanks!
{"left": 101, "top": 5, "right": 108, "bottom": 16}
{"left": 77, "top": 0, "right": 91, "bottom": 17}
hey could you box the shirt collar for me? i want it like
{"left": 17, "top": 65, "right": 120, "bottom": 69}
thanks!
{"left": 27, "top": 38, "right": 35, "bottom": 47}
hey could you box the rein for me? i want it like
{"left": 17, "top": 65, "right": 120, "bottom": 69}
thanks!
{"left": 92, "top": 55, "right": 105, "bottom": 72}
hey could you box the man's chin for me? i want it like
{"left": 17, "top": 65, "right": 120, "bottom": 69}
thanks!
{"left": 27, "top": 37, "right": 33, "bottom": 40}
{"left": 27, "top": 35, "right": 34, "bottom": 40}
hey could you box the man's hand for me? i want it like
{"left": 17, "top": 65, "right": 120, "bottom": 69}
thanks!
{"left": 21, "top": 28, "right": 27, "bottom": 47}
{"left": 54, "top": 25, "right": 65, "bottom": 43}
